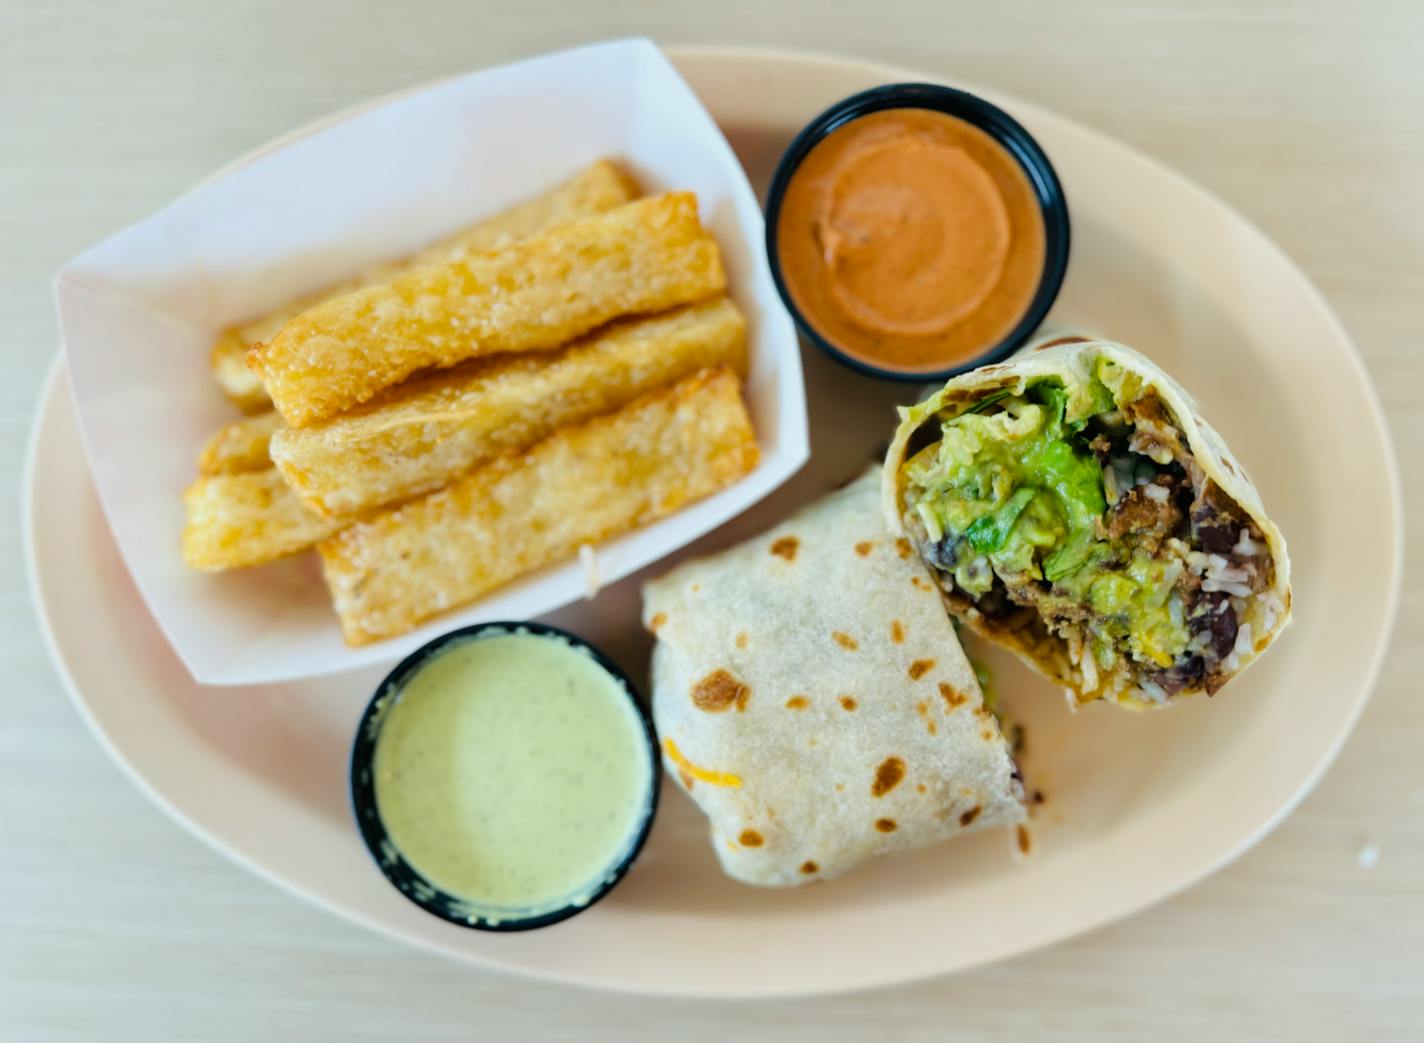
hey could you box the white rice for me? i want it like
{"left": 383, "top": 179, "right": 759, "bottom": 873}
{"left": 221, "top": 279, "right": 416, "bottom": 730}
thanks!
{"left": 1080, "top": 643, "right": 1099, "bottom": 691}
{"left": 1202, "top": 578, "right": 1253, "bottom": 597}
{"left": 1137, "top": 679, "right": 1169, "bottom": 704}
{"left": 1259, "top": 591, "right": 1283, "bottom": 635}
{"left": 1103, "top": 466, "right": 1120, "bottom": 505}
{"left": 1234, "top": 530, "right": 1259, "bottom": 557}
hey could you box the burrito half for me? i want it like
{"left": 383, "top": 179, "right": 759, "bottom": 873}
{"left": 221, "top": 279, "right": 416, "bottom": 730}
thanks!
{"left": 884, "top": 340, "right": 1291, "bottom": 708}
{"left": 642, "top": 469, "right": 1024, "bottom": 887}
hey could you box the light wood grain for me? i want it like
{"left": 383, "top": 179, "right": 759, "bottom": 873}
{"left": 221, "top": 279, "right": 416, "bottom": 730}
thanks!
{"left": 3, "top": 1, "right": 1420, "bottom": 1039}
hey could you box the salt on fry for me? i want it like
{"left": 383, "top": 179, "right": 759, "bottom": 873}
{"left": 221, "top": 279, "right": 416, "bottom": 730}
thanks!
{"left": 250, "top": 192, "right": 727, "bottom": 427}
{"left": 270, "top": 297, "right": 747, "bottom": 517}
{"left": 318, "top": 367, "right": 758, "bottom": 644}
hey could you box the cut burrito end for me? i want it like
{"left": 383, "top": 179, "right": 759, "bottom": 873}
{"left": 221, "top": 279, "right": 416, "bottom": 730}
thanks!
{"left": 884, "top": 341, "right": 1291, "bottom": 708}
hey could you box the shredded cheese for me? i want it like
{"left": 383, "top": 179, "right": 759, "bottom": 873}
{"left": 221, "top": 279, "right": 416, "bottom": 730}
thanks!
{"left": 662, "top": 738, "right": 742, "bottom": 788}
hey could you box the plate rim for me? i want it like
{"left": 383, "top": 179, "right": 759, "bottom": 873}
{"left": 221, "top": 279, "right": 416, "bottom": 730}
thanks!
{"left": 23, "top": 43, "right": 1405, "bottom": 998}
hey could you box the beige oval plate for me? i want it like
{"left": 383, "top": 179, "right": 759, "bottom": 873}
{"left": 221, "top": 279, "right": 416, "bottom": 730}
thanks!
{"left": 25, "top": 46, "right": 1401, "bottom": 997}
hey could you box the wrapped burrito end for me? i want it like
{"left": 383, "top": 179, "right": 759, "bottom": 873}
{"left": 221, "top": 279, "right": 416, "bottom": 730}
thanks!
{"left": 644, "top": 470, "right": 1024, "bottom": 887}
{"left": 883, "top": 340, "right": 1291, "bottom": 708}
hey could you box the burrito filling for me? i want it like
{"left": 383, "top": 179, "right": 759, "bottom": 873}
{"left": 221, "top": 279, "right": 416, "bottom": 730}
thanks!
{"left": 899, "top": 358, "right": 1273, "bottom": 701}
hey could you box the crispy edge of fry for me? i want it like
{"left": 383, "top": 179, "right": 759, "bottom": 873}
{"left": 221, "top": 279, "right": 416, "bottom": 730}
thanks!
{"left": 252, "top": 191, "right": 727, "bottom": 428}
{"left": 207, "top": 160, "right": 638, "bottom": 410}
{"left": 269, "top": 296, "right": 748, "bottom": 517}
{"left": 317, "top": 366, "right": 759, "bottom": 644}
{"left": 210, "top": 331, "right": 271, "bottom": 414}
{"left": 182, "top": 468, "right": 345, "bottom": 571}
{"left": 197, "top": 411, "right": 283, "bottom": 475}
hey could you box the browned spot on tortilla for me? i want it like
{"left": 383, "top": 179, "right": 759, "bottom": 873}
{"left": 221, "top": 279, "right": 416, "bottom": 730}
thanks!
{"left": 1031, "top": 789, "right": 1046, "bottom": 805}
{"left": 927, "top": 720, "right": 937, "bottom": 736}
{"left": 691, "top": 669, "right": 750, "bottom": 713}
{"left": 648, "top": 611, "right": 667, "bottom": 632}
{"left": 939, "top": 682, "right": 968, "bottom": 709}
{"left": 916, "top": 783, "right": 927, "bottom": 794}
{"left": 770, "top": 536, "right": 799, "bottom": 561}
{"left": 738, "top": 829, "right": 763, "bottom": 847}
{"left": 959, "top": 805, "right": 982, "bottom": 827}
{"left": 895, "top": 537, "right": 913, "bottom": 559}
{"left": 871, "top": 756, "right": 906, "bottom": 797}
{"left": 874, "top": 818, "right": 898, "bottom": 833}
{"left": 1016, "top": 824, "right": 1032, "bottom": 854}
{"left": 907, "top": 658, "right": 935, "bottom": 680}
{"left": 980, "top": 730, "right": 995, "bottom": 741}
{"left": 800, "top": 860, "right": 819, "bottom": 875}
{"left": 1034, "top": 335, "right": 1090, "bottom": 350}
{"left": 735, "top": 631, "right": 748, "bottom": 650}
{"left": 835, "top": 783, "right": 844, "bottom": 792}
{"left": 973, "top": 705, "right": 994, "bottom": 721}
{"left": 808, "top": 738, "right": 817, "bottom": 747}
{"left": 854, "top": 540, "right": 874, "bottom": 557}
{"left": 831, "top": 630, "right": 859, "bottom": 651}
{"left": 678, "top": 769, "right": 695, "bottom": 790}
{"left": 839, "top": 695, "right": 858, "bottom": 711}
{"left": 690, "top": 583, "right": 701, "bottom": 593}
{"left": 785, "top": 695, "right": 809, "bottom": 710}
{"left": 890, "top": 619, "right": 905, "bottom": 644}
{"left": 910, "top": 575, "right": 930, "bottom": 591}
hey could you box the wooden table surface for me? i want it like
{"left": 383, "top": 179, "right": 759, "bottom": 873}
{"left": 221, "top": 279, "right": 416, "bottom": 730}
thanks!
{"left": 4, "top": 1, "right": 1419, "bottom": 1038}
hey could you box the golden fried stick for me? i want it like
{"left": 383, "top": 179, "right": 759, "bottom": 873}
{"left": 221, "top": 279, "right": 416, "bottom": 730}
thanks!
{"left": 182, "top": 469, "right": 345, "bottom": 571}
{"left": 197, "top": 411, "right": 283, "bottom": 475}
{"left": 251, "top": 192, "right": 727, "bottom": 427}
{"left": 270, "top": 297, "right": 748, "bottom": 518}
{"left": 211, "top": 332, "right": 272, "bottom": 414}
{"left": 318, "top": 367, "right": 759, "bottom": 645}
{"left": 209, "top": 160, "right": 638, "bottom": 411}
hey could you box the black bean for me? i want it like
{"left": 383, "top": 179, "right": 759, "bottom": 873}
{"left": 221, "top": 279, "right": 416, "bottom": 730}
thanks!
{"left": 1191, "top": 504, "right": 1237, "bottom": 554}
{"left": 1210, "top": 602, "right": 1239, "bottom": 661}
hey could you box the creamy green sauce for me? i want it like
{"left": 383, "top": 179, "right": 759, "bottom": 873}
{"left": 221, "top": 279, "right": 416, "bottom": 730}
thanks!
{"left": 372, "top": 632, "right": 652, "bottom": 916}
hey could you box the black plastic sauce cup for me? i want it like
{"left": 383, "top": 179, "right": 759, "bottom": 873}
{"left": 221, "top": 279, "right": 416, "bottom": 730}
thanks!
{"left": 764, "top": 82, "right": 1071, "bottom": 382}
{"left": 348, "top": 621, "right": 660, "bottom": 932}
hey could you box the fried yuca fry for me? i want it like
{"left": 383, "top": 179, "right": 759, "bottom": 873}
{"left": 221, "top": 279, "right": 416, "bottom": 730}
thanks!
{"left": 270, "top": 297, "right": 748, "bottom": 518}
{"left": 208, "top": 160, "right": 638, "bottom": 411}
{"left": 182, "top": 469, "right": 345, "bottom": 571}
{"left": 211, "top": 332, "right": 272, "bottom": 414}
{"left": 198, "top": 411, "right": 283, "bottom": 475}
{"left": 251, "top": 192, "right": 727, "bottom": 427}
{"left": 318, "top": 367, "right": 758, "bottom": 645}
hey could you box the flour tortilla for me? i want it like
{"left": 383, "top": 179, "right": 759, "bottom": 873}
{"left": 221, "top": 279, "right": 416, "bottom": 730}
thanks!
{"left": 642, "top": 469, "right": 1024, "bottom": 887}
{"left": 883, "top": 339, "right": 1292, "bottom": 706}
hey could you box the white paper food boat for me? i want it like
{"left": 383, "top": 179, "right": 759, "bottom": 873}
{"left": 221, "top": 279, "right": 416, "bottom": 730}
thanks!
{"left": 56, "top": 39, "right": 808, "bottom": 685}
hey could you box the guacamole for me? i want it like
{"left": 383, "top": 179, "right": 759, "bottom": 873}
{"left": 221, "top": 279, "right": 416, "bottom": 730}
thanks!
{"left": 900, "top": 374, "right": 1191, "bottom": 670}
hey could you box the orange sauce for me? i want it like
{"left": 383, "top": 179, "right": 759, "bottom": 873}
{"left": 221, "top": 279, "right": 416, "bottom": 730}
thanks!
{"left": 776, "top": 108, "right": 1046, "bottom": 373}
